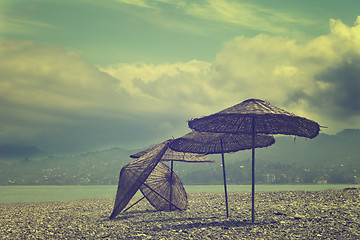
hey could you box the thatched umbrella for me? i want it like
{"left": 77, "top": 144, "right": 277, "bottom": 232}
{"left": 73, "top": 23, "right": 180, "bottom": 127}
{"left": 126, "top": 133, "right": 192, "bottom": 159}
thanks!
{"left": 188, "top": 98, "right": 320, "bottom": 222}
{"left": 131, "top": 139, "right": 214, "bottom": 210}
{"left": 122, "top": 161, "right": 188, "bottom": 213}
{"left": 169, "top": 131, "right": 275, "bottom": 217}
{"left": 140, "top": 162, "right": 188, "bottom": 211}
{"left": 109, "top": 140, "right": 169, "bottom": 220}
{"left": 131, "top": 140, "right": 214, "bottom": 163}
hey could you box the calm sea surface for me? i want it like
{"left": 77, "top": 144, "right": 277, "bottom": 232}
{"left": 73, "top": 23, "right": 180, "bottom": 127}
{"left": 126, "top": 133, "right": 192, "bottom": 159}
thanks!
{"left": 0, "top": 184, "right": 359, "bottom": 204}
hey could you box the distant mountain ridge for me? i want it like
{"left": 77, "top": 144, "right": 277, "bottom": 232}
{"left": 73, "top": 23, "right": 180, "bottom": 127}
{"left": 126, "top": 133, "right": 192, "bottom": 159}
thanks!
{"left": 0, "top": 129, "right": 359, "bottom": 185}
{"left": 0, "top": 145, "right": 45, "bottom": 158}
{"left": 336, "top": 128, "right": 360, "bottom": 138}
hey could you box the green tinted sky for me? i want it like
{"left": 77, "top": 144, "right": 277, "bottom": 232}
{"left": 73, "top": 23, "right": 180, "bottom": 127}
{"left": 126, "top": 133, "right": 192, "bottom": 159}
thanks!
{"left": 1, "top": 0, "right": 360, "bottom": 152}
{"left": 2, "top": 0, "right": 358, "bottom": 65}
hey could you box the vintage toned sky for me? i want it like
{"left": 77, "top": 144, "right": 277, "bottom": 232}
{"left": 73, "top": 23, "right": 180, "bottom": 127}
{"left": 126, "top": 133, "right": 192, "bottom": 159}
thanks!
{"left": 1, "top": 0, "right": 360, "bottom": 153}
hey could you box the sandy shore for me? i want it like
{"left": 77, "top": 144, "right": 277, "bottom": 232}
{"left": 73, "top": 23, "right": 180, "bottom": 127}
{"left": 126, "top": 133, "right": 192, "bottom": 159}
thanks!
{"left": 1, "top": 189, "right": 359, "bottom": 239}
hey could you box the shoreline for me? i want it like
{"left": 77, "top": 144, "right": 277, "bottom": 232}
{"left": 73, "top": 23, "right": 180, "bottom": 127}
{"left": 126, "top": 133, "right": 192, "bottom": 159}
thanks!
{"left": 1, "top": 189, "right": 360, "bottom": 239}
{"left": 1, "top": 184, "right": 359, "bottom": 204}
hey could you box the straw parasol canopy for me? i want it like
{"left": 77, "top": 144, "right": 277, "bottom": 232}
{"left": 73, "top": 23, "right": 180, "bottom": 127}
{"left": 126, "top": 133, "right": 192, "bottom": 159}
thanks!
{"left": 187, "top": 98, "right": 321, "bottom": 223}
{"left": 131, "top": 140, "right": 214, "bottom": 163}
{"left": 140, "top": 162, "right": 188, "bottom": 211}
{"left": 189, "top": 98, "right": 320, "bottom": 138}
{"left": 109, "top": 140, "right": 169, "bottom": 220}
{"left": 169, "top": 131, "right": 275, "bottom": 217}
{"left": 131, "top": 139, "right": 214, "bottom": 211}
{"left": 169, "top": 131, "right": 275, "bottom": 154}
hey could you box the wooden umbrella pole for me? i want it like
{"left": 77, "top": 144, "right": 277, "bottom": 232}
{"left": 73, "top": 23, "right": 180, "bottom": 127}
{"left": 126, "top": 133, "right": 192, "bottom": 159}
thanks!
{"left": 123, "top": 196, "right": 145, "bottom": 213}
{"left": 169, "top": 160, "right": 174, "bottom": 211}
{"left": 142, "top": 182, "right": 182, "bottom": 211}
{"left": 220, "top": 139, "right": 229, "bottom": 218}
{"left": 251, "top": 116, "right": 256, "bottom": 224}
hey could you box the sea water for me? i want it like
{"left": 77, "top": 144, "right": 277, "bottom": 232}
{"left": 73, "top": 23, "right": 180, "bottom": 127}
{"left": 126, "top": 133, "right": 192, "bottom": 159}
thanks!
{"left": 0, "top": 184, "right": 359, "bottom": 204}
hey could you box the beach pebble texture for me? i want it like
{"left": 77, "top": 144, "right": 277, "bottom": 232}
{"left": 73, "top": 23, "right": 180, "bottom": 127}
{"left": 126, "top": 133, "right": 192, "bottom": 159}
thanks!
{"left": 1, "top": 189, "right": 360, "bottom": 239}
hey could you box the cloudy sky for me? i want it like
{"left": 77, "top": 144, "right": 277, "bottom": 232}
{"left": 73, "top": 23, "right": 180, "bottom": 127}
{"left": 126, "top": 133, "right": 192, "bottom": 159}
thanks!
{"left": 1, "top": 0, "right": 360, "bottom": 153}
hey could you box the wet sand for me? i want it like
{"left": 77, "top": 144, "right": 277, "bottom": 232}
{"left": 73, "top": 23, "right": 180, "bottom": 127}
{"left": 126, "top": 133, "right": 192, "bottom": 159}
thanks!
{"left": 1, "top": 189, "right": 359, "bottom": 239}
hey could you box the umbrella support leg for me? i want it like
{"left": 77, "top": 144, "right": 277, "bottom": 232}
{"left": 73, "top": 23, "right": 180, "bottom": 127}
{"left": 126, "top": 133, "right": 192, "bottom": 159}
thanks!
{"left": 251, "top": 116, "right": 256, "bottom": 224}
{"left": 123, "top": 196, "right": 145, "bottom": 213}
{"left": 220, "top": 139, "right": 229, "bottom": 218}
{"left": 142, "top": 182, "right": 181, "bottom": 211}
{"left": 169, "top": 160, "right": 174, "bottom": 211}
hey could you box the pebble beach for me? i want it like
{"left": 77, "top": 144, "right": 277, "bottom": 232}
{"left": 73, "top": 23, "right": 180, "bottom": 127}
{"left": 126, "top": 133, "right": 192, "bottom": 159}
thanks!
{"left": 1, "top": 189, "right": 359, "bottom": 239}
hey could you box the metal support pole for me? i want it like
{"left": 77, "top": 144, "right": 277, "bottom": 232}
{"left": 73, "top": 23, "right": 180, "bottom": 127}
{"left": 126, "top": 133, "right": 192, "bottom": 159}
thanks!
{"left": 142, "top": 182, "right": 181, "bottom": 211}
{"left": 169, "top": 160, "right": 174, "bottom": 211}
{"left": 220, "top": 139, "right": 229, "bottom": 218}
{"left": 123, "top": 196, "right": 145, "bottom": 212}
{"left": 251, "top": 116, "right": 256, "bottom": 223}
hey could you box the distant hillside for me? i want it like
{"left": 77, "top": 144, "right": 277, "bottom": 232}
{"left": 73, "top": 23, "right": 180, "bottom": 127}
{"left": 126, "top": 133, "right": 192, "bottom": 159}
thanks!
{"left": 178, "top": 129, "right": 360, "bottom": 184}
{"left": 0, "top": 145, "right": 45, "bottom": 159}
{"left": 254, "top": 129, "right": 360, "bottom": 167}
{"left": 0, "top": 147, "right": 134, "bottom": 185}
{"left": 1, "top": 129, "right": 359, "bottom": 185}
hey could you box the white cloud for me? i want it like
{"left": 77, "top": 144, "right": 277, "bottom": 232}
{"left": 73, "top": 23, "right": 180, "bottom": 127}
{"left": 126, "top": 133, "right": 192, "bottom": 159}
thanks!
{"left": 0, "top": 7, "right": 56, "bottom": 36}
{"left": 99, "top": 60, "right": 219, "bottom": 114}
{"left": 211, "top": 17, "right": 360, "bottom": 131}
{"left": 114, "top": 0, "right": 175, "bottom": 9}
{"left": 2, "top": 17, "right": 360, "bottom": 152}
{"left": 115, "top": 0, "right": 154, "bottom": 8}
{"left": 182, "top": 0, "right": 310, "bottom": 34}
{"left": 101, "top": 17, "right": 360, "bottom": 134}
{"left": 0, "top": 40, "right": 117, "bottom": 115}
{"left": 108, "top": 0, "right": 312, "bottom": 37}
{"left": 0, "top": 39, "right": 175, "bottom": 151}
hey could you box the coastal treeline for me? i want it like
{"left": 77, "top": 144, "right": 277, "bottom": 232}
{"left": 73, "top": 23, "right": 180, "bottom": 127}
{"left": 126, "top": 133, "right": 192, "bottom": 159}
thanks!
{"left": 1, "top": 130, "right": 360, "bottom": 186}
{"left": 0, "top": 152, "right": 358, "bottom": 185}
{"left": 181, "top": 158, "right": 358, "bottom": 185}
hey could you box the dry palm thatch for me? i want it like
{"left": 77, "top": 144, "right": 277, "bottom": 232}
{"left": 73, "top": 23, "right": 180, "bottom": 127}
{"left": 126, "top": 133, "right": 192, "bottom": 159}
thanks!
{"left": 169, "top": 131, "right": 275, "bottom": 154}
{"left": 140, "top": 162, "right": 188, "bottom": 211}
{"left": 188, "top": 98, "right": 320, "bottom": 138}
{"left": 169, "top": 131, "right": 275, "bottom": 218}
{"left": 128, "top": 140, "right": 212, "bottom": 213}
{"left": 187, "top": 98, "right": 321, "bottom": 223}
{"left": 131, "top": 140, "right": 214, "bottom": 163}
{"left": 109, "top": 140, "right": 169, "bottom": 220}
